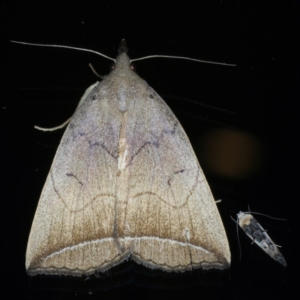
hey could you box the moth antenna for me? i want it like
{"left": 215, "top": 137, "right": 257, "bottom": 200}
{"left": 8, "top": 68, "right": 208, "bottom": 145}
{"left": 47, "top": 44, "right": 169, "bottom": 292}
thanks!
{"left": 10, "top": 40, "right": 115, "bottom": 62}
{"left": 242, "top": 211, "right": 287, "bottom": 221}
{"left": 11, "top": 40, "right": 235, "bottom": 67}
{"left": 131, "top": 55, "right": 236, "bottom": 67}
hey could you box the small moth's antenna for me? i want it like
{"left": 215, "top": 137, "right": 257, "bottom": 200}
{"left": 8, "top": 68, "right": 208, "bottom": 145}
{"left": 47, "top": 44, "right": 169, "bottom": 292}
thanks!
{"left": 244, "top": 211, "right": 287, "bottom": 221}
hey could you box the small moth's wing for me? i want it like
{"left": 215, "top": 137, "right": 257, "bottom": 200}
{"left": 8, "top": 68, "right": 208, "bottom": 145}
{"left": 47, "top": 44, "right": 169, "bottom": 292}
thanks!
{"left": 26, "top": 52, "right": 230, "bottom": 276}
{"left": 238, "top": 212, "right": 286, "bottom": 266}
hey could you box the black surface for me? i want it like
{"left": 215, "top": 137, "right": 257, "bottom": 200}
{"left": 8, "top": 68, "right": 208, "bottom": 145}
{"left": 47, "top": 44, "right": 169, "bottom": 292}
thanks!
{"left": 1, "top": 1, "right": 297, "bottom": 299}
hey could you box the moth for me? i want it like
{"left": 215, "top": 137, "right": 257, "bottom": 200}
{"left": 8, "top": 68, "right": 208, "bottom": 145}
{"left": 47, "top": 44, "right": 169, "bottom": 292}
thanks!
{"left": 23, "top": 40, "right": 231, "bottom": 276}
{"left": 237, "top": 211, "right": 286, "bottom": 266}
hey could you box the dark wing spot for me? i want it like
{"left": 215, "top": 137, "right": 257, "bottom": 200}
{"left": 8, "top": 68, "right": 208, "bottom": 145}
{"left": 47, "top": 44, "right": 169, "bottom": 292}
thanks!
{"left": 163, "top": 121, "right": 178, "bottom": 135}
{"left": 89, "top": 141, "right": 100, "bottom": 148}
{"left": 168, "top": 170, "right": 185, "bottom": 186}
{"left": 66, "top": 173, "right": 83, "bottom": 186}
{"left": 174, "top": 169, "right": 185, "bottom": 175}
{"left": 91, "top": 95, "right": 97, "bottom": 101}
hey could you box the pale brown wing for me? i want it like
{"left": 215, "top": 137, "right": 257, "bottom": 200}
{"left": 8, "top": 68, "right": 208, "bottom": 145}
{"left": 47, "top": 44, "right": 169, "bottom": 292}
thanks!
{"left": 26, "top": 51, "right": 230, "bottom": 276}
{"left": 115, "top": 82, "right": 230, "bottom": 271}
{"left": 26, "top": 81, "right": 129, "bottom": 275}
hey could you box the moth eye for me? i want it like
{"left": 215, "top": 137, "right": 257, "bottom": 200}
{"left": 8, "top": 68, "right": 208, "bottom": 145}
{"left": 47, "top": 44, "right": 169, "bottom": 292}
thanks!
{"left": 110, "top": 63, "right": 116, "bottom": 70}
{"left": 130, "top": 62, "right": 136, "bottom": 72}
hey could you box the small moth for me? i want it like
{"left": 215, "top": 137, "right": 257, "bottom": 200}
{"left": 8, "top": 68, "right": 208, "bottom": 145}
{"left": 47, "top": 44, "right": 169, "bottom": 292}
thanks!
{"left": 18, "top": 40, "right": 231, "bottom": 276}
{"left": 237, "top": 212, "right": 286, "bottom": 266}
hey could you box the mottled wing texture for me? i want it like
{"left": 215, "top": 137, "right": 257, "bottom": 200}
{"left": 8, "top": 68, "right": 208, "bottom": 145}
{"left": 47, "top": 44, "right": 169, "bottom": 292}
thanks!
{"left": 238, "top": 212, "right": 286, "bottom": 266}
{"left": 26, "top": 53, "right": 230, "bottom": 276}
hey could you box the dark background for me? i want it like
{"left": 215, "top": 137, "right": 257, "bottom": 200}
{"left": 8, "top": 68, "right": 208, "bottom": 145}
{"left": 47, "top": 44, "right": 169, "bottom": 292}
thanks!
{"left": 0, "top": 1, "right": 298, "bottom": 299}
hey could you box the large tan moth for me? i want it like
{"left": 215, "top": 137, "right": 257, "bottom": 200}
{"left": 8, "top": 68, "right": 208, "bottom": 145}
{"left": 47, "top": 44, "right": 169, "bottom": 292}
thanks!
{"left": 20, "top": 40, "right": 231, "bottom": 276}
